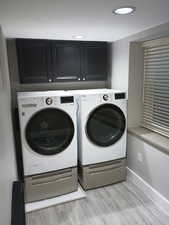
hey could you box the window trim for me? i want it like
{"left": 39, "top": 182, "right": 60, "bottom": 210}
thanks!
{"left": 142, "top": 36, "right": 169, "bottom": 48}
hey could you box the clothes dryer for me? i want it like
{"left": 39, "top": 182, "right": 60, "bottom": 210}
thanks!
{"left": 71, "top": 89, "right": 127, "bottom": 189}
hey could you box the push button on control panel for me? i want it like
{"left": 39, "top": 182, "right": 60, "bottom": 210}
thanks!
{"left": 46, "top": 98, "right": 53, "bottom": 105}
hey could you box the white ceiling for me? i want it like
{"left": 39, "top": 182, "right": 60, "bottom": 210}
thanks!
{"left": 0, "top": 0, "right": 169, "bottom": 41}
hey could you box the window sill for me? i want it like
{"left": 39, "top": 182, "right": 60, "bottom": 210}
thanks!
{"left": 128, "top": 127, "right": 169, "bottom": 155}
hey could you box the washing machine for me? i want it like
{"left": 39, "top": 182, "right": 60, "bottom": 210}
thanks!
{"left": 17, "top": 91, "right": 78, "bottom": 202}
{"left": 72, "top": 89, "right": 127, "bottom": 190}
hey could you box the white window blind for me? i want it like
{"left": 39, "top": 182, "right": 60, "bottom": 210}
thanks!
{"left": 142, "top": 37, "right": 169, "bottom": 137}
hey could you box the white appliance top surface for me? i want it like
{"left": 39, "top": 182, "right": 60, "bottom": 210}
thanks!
{"left": 70, "top": 89, "right": 126, "bottom": 95}
{"left": 17, "top": 89, "right": 127, "bottom": 99}
{"left": 17, "top": 90, "right": 73, "bottom": 99}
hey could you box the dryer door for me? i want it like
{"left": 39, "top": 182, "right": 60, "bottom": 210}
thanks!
{"left": 25, "top": 108, "right": 74, "bottom": 155}
{"left": 86, "top": 104, "right": 126, "bottom": 147}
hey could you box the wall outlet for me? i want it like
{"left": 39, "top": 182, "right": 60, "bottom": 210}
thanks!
{"left": 137, "top": 152, "right": 143, "bottom": 162}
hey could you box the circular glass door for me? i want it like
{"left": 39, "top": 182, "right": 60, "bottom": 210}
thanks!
{"left": 86, "top": 104, "right": 126, "bottom": 147}
{"left": 26, "top": 108, "right": 74, "bottom": 155}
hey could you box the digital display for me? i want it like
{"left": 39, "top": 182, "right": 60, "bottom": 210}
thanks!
{"left": 115, "top": 93, "right": 125, "bottom": 100}
{"left": 61, "top": 96, "right": 74, "bottom": 103}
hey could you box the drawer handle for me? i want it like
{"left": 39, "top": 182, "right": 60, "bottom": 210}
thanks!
{"left": 89, "top": 166, "right": 122, "bottom": 175}
{"left": 32, "top": 175, "right": 73, "bottom": 186}
{"left": 32, "top": 169, "right": 72, "bottom": 180}
{"left": 56, "top": 76, "right": 77, "bottom": 80}
{"left": 90, "top": 162, "right": 122, "bottom": 170}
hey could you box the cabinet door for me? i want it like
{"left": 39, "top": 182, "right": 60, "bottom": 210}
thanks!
{"left": 51, "top": 41, "right": 81, "bottom": 82}
{"left": 83, "top": 43, "right": 108, "bottom": 81}
{"left": 16, "top": 39, "right": 51, "bottom": 83}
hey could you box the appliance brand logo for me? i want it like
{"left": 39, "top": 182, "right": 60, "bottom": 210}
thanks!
{"left": 40, "top": 121, "right": 48, "bottom": 129}
{"left": 22, "top": 104, "right": 37, "bottom": 108}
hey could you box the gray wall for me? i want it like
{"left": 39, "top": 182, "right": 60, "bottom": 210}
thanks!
{"left": 111, "top": 21, "right": 169, "bottom": 87}
{"left": 0, "top": 27, "right": 17, "bottom": 225}
{"left": 128, "top": 134, "right": 169, "bottom": 201}
{"left": 111, "top": 39, "right": 130, "bottom": 91}
{"left": 111, "top": 21, "right": 169, "bottom": 201}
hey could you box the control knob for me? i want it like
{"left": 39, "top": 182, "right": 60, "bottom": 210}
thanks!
{"left": 103, "top": 94, "right": 109, "bottom": 101}
{"left": 46, "top": 98, "right": 53, "bottom": 105}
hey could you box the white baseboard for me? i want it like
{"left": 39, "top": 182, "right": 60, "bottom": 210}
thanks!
{"left": 127, "top": 167, "right": 169, "bottom": 217}
{"left": 25, "top": 184, "right": 86, "bottom": 213}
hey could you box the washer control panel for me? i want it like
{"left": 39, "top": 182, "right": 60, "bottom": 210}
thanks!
{"left": 20, "top": 96, "right": 74, "bottom": 109}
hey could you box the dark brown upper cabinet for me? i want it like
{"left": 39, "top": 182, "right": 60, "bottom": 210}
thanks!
{"left": 16, "top": 39, "right": 108, "bottom": 84}
{"left": 82, "top": 42, "right": 108, "bottom": 81}
{"left": 16, "top": 39, "right": 52, "bottom": 83}
{"left": 50, "top": 41, "right": 81, "bottom": 82}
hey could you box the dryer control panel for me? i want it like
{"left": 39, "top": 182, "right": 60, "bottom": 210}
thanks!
{"left": 101, "top": 92, "right": 127, "bottom": 103}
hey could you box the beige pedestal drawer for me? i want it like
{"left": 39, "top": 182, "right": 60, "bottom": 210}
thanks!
{"left": 78, "top": 159, "right": 126, "bottom": 190}
{"left": 24, "top": 167, "right": 78, "bottom": 203}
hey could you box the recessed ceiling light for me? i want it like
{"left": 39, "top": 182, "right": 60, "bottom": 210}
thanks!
{"left": 73, "top": 35, "right": 85, "bottom": 39}
{"left": 113, "top": 6, "right": 136, "bottom": 15}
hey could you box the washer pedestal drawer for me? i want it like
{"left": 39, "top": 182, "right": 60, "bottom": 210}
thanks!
{"left": 24, "top": 167, "right": 78, "bottom": 203}
{"left": 78, "top": 159, "right": 126, "bottom": 190}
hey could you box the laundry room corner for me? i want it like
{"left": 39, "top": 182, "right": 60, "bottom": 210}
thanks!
{"left": 1, "top": 1, "right": 169, "bottom": 224}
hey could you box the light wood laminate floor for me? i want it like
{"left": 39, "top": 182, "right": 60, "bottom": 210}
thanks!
{"left": 26, "top": 180, "right": 169, "bottom": 225}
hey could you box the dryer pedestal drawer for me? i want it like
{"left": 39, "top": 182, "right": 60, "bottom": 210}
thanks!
{"left": 78, "top": 159, "right": 126, "bottom": 190}
{"left": 24, "top": 167, "right": 78, "bottom": 203}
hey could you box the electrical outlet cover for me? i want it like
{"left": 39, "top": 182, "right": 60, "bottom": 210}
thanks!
{"left": 138, "top": 152, "right": 143, "bottom": 162}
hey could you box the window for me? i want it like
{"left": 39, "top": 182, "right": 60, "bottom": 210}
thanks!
{"left": 142, "top": 37, "right": 169, "bottom": 137}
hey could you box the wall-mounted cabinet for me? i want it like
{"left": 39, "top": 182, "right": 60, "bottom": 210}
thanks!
{"left": 16, "top": 39, "right": 109, "bottom": 84}
{"left": 16, "top": 39, "right": 51, "bottom": 83}
{"left": 82, "top": 42, "right": 108, "bottom": 81}
{"left": 50, "top": 41, "right": 81, "bottom": 82}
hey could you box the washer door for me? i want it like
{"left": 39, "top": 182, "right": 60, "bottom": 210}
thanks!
{"left": 26, "top": 108, "right": 74, "bottom": 155}
{"left": 86, "top": 104, "right": 126, "bottom": 147}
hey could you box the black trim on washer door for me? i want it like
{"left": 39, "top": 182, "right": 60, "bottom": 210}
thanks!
{"left": 26, "top": 108, "right": 74, "bottom": 155}
{"left": 86, "top": 104, "right": 126, "bottom": 147}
